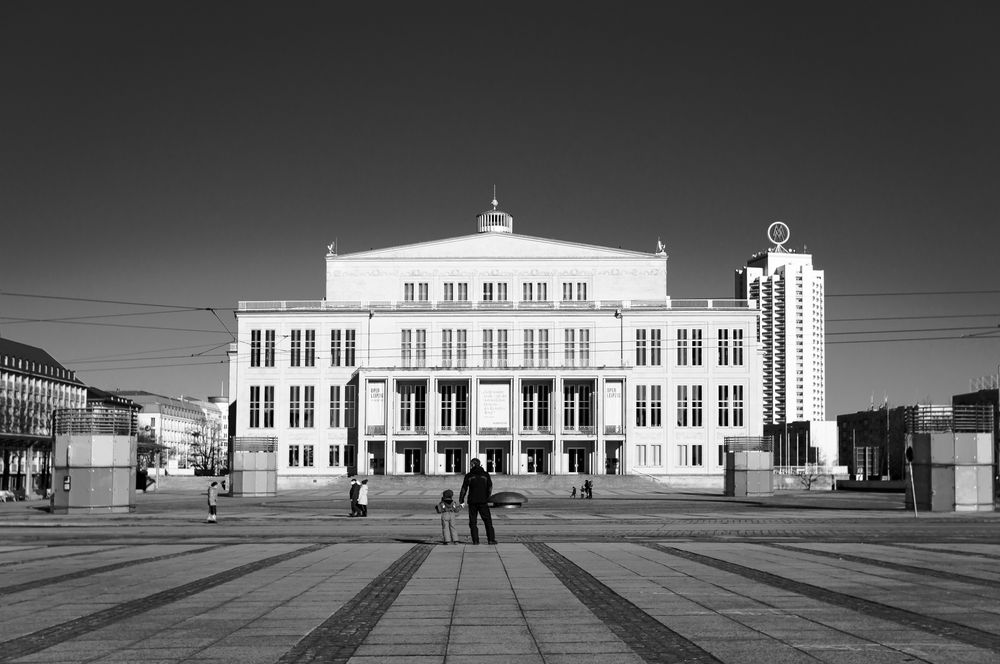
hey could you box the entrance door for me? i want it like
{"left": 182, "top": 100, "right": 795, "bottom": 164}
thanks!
{"left": 526, "top": 448, "right": 545, "bottom": 474}
{"left": 568, "top": 448, "right": 586, "bottom": 473}
{"left": 485, "top": 448, "right": 503, "bottom": 473}
{"left": 404, "top": 448, "right": 422, "bottom": 474}
{"left": 444, "top": 449, "right": 462, "bottom": 473}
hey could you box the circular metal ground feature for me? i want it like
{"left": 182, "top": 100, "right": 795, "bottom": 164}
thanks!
{"left": 490, "top": 491, "right": 527, "bottom": 508}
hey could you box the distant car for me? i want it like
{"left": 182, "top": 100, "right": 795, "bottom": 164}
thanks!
{"left": 0, "top": 490, "right": 16, "bottom": 502}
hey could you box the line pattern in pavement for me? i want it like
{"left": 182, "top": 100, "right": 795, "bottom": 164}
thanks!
{"left": 650, "top": 543, "right": 1000, "bottom": 654}
{"left": 275, "top": 543, "right": 433, "bottom": 664}
{"left": 0, "top": 545, "right": 221, "bottom": 597}
{"left": 763, "top": 542, "right": 1000, "bottom": 590}
{"left": 525, "top": 542, "right": 723, "bottom": 664}
{"left": 0, "top": 544, "right": 326, "bottom": 664}
{"left": 0, "top": 545, "right": 127, "bottom": 568}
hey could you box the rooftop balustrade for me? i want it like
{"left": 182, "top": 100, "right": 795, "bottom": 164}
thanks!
{"left": 238, "top": 298, "right": 753, "bottom": 313}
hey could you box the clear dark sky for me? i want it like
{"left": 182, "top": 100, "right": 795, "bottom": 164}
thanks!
{"left": 2, "top": 1, "right": 999, "bottom": 416}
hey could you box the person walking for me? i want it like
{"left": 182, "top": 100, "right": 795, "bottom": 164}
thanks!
{"left": 206, "top": 481, "right": 219, "bottom": 523}
{"left": 435, "top": 489, "right": 461, "bottom": 544}
{"left": 585, "top": 478, "right": 593, "bottom": 499}
{"left": 348, "top": 478, "right": 360, "bottom": 516}
{"left": 358, "top": 479, "right": 369, "bottom": 517}
{"left": 459, "top": 458, "right": 496, "bottom": 545}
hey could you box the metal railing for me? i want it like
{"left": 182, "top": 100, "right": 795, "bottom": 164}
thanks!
{"left": 478, "top": 427, "right": 511, "bottom": 435}
{"left": 437, "top": 426, "right": 470, "bottom": 435}
{"left": 54, "top": 408, "right": 136, "bottom": 436}
{"left": 604, "top": 425, "right": 625, "bottom": 435}
{"left": 365, "top": 425, "right": 386, "bottom": 436}
{"left": 233, "top": 436, "right": 277, "bottom": 453}
{"left": 238, "top": 298, "right": 754, "bottom": 313}
{"left": 520, "top": 426, "right": 553, "bottom": 435}
{"left": 395, "top": 426, "right": 428, "bottom": 435}
{"left": 724, "top": 436, "right": 774, "bottom": 452}
{"left": 905, "top": 405, "right": 994, "bottom": 433}
{"left": 563, "top": 426, "right": 596, "bottom": 436}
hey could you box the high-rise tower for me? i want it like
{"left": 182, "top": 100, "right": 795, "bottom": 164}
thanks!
{"left": 736, "top": 222, "right": 825, "bottom": 425}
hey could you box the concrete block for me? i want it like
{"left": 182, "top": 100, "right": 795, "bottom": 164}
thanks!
{"left": 929, "top": 433, "right": 955, "bottom": 465}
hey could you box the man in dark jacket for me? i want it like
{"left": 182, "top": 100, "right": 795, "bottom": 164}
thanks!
{"left": 459, "top": 458, "right": 496, "bottom": 544}
{"left": 348, "top": 478, "right": 360, "bottom": 517}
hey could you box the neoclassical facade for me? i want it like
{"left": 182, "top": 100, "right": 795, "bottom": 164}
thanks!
{"left": 229, "top": 201, "right": 763, "bottom": 485}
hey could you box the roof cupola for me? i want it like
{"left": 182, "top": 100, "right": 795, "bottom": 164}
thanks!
{"left": 476, "top": 186, "right": 513, "bottom": 233}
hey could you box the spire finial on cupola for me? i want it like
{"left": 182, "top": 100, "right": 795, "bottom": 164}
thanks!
{"left": 492, "top": 184, "right": 498, "bottom": 210}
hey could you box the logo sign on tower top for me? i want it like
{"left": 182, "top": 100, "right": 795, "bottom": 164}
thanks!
{"left": 767, "top": 221, "right": 790, "bottom": 252}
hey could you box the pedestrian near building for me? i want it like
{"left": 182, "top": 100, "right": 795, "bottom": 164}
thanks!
{"left": 358, "top": 479, "right": 369, "bottom": 517}
{"left": 435, "top": 489, "right": 461, "bottom": 544}
{"left": 349, "top": 478, "right": 360, "bottom": 516}
{"left": 585, "top": 479, "right": 593, "bottom": 499}
{"left": 459, "top": 458, "right": 496, "bottom": 545}
{"left": 206, "top": 481, "right": 219, "bottom": 523}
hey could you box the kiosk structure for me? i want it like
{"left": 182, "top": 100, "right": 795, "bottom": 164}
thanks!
{"left": 51, "top": 408, "right": 137, "bottom": 514}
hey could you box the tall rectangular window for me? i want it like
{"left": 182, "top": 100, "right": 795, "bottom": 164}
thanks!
{"left": 733, "top": 385, "right": 744, "bottom": 427}
{"left": 635, "top": 329, "right": 647, "bottom": 366}
{"left": 523, "top": 329, "right": 535, "bottom": 367}
{"left": 497, "top": 329, "right": 508, "bottom": 367}
{"left": 733, "top": 329, "right": 744, "bottom": 366}
{"left": 416, "top": 329, "right": 427, "bottom": 367}
{"left": 418, "top": 283, "right": 429, "bottom": 301}
{"left": 344, "top": 385, "right": 357, "bottom": 427}
{"left": 718, "top": 385, "right": 730, "bottom": 426}
{"left": 290, "top": 330, "right": 302, "bottom": 367}
{"left": 328, "top": 445, "right": 340, "bottom": 466}
{"left": 677, "top": 385, "right": 688, "bottom": 427}
{"left": 522, "top": 282, "right": 533, "bottom": 301}
{"left": 289, "top": 386, "right": 301, "bottom": 428}
{"left": 250, "top": 330, "right": 262, "bottom": 367}
{"left": 718, "top": 329, "right": 730, "bottom": 366}
{"left": 401, "top": 330, "right": 412, "bottom": 366}
{"left": 497, "top": 283, "right": 508, "bottom": 300}
{"left": 577, "top": 282, "right": 587, "bottom": 301}
{"left": 444, "top": 282, "right": 468, "bottom": 301}
{"left": 636, "top": 385, "right": 647, "bottom": 427}
{"left": 579, "top": 329, "right": 590, "bottom": 367}
{"left": 562, "top": 384, "right": 593, "bottom": 428}
{"left": 521, "top": 383, "right": 551, "bottom": 428}
{"left": 403, "top": 283, "right": 415, "bottom": 301}
{"left": 263, "top": 386, "right": 274, "bottom": 427}
{"left": 305, "top": 330, "right": 315, "bottom": 367}
{"left": 650, "top": 385, "right": 662, "bottom": 427}
{"left": 636, "top": 444, "right": 647, "bottom": 466}
{"left": 264, "top": 330, "right": 276, "bottom": 367}
{"left": 345, "top": 330, "right": 356, "bottom": 366}
{"left": 250, "top": 385, "right": 261, "bottom": 427}
{"left": 331, "top": 330, "right": 341, "bottom": 366}
{"left": 439, "top": 384, "right": 468, "bottom": 429}
{"left": 562, "top": 282, "right": 572, "bottom": 301}
{"left": 651, "top": 444, "right": 662, "bottom": 466}
{"left": 303, "top": 445, "right": 314, "bottom": 467}
{"left": 330, "top": 385, "right": 341, "bottom": 427}
{"left": 482, "top": 329, "right": 494, "bottom": 367}
{"left": 398, "top": 384, "right": 427, "bottom": 430}
{"left": 538, "top": 329, "right": 549, "bottom": 367}
{"left": 483, "top": 283, "right": 493, "bottom": 301}
{"left": 677, "top": 329, "right": 689, "bottom": 366}
{"left": 692, "top": 329, "right": 703, "bottom": 366}
{"left": 288, "top": 445, "right": 300, "bottom": 467}
{"left": 564, "top": 329, "right": 575, "bottom": 366}
{"left": 444, "top": 283, "right": 454, "bottom": 301}
{"left": 442, "top": 329, "right": 453, "bottom": 367}
{"left": 650, "top": 329, "right": 662, "bottom": 366}
{"left": 458, "top": 283, "right": 468, "bottom": 300}
{"left": 457, "top": 330, "right": 468, "bottom": 367}
{"left": 303, "top": 385, "right": 315, "bottom": 428}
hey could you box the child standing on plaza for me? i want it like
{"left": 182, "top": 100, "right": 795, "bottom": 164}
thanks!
{"left": 435, "top": 489, "right": 461, "bottom": 544}
{"left": 206, "top": 481, "right": 219, "bottom": 523}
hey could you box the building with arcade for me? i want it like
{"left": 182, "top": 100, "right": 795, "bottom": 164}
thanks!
{"left": 229, "top": 199, "right": 763, "bottom": 486}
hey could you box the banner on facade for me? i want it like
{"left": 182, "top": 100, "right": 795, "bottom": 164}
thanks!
{"left": 604, "top": 381, "right": 623, "bottom": 427}
{"left": 477, "top": 382, "right": 510, "bottom": 430}
{"left": 366, "top": 381, "right": 385, "bottom": 427}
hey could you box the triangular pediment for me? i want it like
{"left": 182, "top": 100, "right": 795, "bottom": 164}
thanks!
{"left": 334, "top": 233, "right": 651, "bottom": 260}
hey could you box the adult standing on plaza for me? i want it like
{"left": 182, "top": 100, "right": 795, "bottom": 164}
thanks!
{"left": 459, "top": 458, "right": 496, "bottom": 544}
{"left": 348, "top": 478, "right": 360, "bottom": 517}
{"left": 358, "top": 479, "right": 369, "bottom": 517}
{"left": 206, "top": 481, "right": 219, "bottom": 523}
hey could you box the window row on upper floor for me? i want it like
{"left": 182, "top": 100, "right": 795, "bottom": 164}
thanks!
{"left": 246, "top": 326, "right": 748, "bottom": 369}
{"left": 405, "top": 280, "right": 593, "bottom": 303}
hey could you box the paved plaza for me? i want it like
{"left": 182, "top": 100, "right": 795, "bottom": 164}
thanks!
{"left": 0, "top": 483, "right": 998, "bottom": 664}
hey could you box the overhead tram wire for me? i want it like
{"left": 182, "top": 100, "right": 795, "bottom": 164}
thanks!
{"left": 826, "top": 288, "right": 1000, "bottom": 297}
{"left": 0, "top": 290, "right": 235, "bottom": 310}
